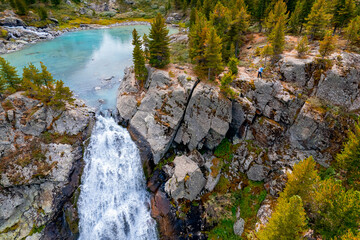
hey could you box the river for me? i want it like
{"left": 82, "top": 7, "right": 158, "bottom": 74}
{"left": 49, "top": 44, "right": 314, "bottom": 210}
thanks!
{"left": 1, "top": 25, "right": 176, "bottom": 239}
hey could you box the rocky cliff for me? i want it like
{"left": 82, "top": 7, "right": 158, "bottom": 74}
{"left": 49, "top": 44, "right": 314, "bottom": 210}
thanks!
{"left": 0, "top": 92, "right": 95, "bottom": 240}
{"left": 116, "top": 51, "right": 360, "bottom": 238}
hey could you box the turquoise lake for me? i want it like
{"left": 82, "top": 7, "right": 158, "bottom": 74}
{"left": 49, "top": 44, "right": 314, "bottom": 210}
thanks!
{"left": 2, "top": 25, "right": 176, "bottom": 110}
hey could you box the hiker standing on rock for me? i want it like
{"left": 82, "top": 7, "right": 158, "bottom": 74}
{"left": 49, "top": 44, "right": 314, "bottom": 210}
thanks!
{"left": 257, "top": 66, "right": 264, "bottom": 79}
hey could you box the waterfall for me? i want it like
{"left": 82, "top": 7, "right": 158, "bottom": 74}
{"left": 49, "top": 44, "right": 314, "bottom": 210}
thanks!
{"left": 78, "top": 115, "right": 158, "bottom": 240}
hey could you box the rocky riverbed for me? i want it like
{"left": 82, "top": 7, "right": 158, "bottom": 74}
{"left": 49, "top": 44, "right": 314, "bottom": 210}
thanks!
{"left": 116, "top": 50, "right": 360, "bottom": 238}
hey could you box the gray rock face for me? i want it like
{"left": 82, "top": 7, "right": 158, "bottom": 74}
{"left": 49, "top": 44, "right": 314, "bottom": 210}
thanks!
{"left": 164, "top": 155, "right": 206, "bottom": 201}
{"left": 174, "top": 82, "right": 232, "bottom": 150}
{"left": 279, "top": 56, "right": 314, "bottom": 87}
{"left": 117, "top": 68, "right": 197, "bottom": 164}
{"left": 246, "top": 164, "right": 269, "bottom": 182}
{"left": 316, "top": 53, "right": 360, "bottom": 111}
{"left": 0, "top": 93, "right": 95, "bottom": 240}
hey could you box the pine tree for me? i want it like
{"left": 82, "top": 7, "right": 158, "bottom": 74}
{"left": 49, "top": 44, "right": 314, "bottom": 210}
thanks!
{"left": 142, "top": 33, "right": 150, "bottom": 60}
{"left": 254, "top": 0, "right": 271, "bottom": 32}
{"left": 189, "top": 7, "right": 196, "bottom": 27}
{"left": 0, "top": 76, "right": 6, "bottom": 94}
{"left": 228, "top": 57, "right": 239, "bottom": 75}
{"left": 336, "top": 119, "right": 360, "bottom": 189}
{"left": 227, "top": 6, "right": 250, "bottom": 57}
{"left": 220, "top": 71, "right": 235, "bottom": 98}
{"left": 310, "top": 178, "right": 360, "bottom": 238}
{"left": 319, "top": 32, "right": 337, "bottom": 58}
{"left": 39, "top": 62, "right": 54, "bottom": 87}
{"left": 281, "top": 156, "right": 320, "bottom": 204}
{"left": 296, "top": 35, "right": 309, "bottom": 57}
{"left": 49, "top": 80, "right": 74, "bottom": 109}
{"left": 261, "top": 43, "right": 273, "bottom": 65}
{"left": 0, "top": 57, "right": 22, "bottom": 92}
{"left": 148, "top": 13, "right": 170, "bottom": 68}
{"left": 132, "top": 28, "right": 141, "bottom": 46}
{"left": 268, "top": 20, "right": 285, "bottom": 55}
{"left": 210, "top": 2, "right": 230, "bottom": 39}
{"left": 133, "top": 43, "right": 148, "bottom": 84}
{"left": 189, "top": 14, "right": 209, "bottom": 73}
{"left": 331, "top": 0, "right": 356, "bottom": 33}
{"left": 345, "top": 16, "right": 360, "bottom": 46}
{"left": 204, "top": 27, "right": 223, "bottom": 80}
{"left": 305, "top": 0, "right": 332, "bottom": 39}
{"left": 257, "top": 195, "right": 307, "bottom": 240}
{"left": 265, "top": 0, "right": 289, "bottom": 32}
{"left": 288, "top": 0, "right": 303, "bottom": 34}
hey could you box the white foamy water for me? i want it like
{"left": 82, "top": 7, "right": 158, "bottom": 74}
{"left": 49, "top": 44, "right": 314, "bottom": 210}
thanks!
{"left": 78, "top": 115, "right": 158, "bottom": 240}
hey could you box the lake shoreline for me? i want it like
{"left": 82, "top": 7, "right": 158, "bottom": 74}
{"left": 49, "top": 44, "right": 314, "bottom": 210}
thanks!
{"left": 0, "top": 20, "right": 152, "bottom": 55}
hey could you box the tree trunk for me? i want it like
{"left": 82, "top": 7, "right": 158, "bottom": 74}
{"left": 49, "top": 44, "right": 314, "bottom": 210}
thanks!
{"left": 259, "top": 21, "right": 263, "bottom": 33}
{"left": 208, "top": 68, "right": 211, "bottom": 81}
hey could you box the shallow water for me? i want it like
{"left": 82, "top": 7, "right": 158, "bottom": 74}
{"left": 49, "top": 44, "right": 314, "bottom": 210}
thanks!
{"left": 2, "top": 25, "right": 176, "bottom": 109}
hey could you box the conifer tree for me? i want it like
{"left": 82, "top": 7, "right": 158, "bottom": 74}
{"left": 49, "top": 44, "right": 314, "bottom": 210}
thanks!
{"left": 210, "top": 2, "right": 230, "bottom": 38}
{"left": 345, "top": 16, "right": 360, "bottom": 46}
{"left": 148, "top": 13, "right": 170, "bottom": 68}
{"left": 261, "top": 43, "right": 273, "bottom": 65}
{"left": 49, "top": 80, "right": 74, "bottom": 109}
{"left": 189, "top": 7, "right": 196, "bottom": 27}
{"left": 0, "top": 76, "right": 6, "bottom": 94}
{"left": 281, "top": 156, "right": 319, "bottom": 204}
{"left": 0, "top": 57, "right": 22, "bottom": 92}
{"left": 228, "top": 57, "right": 239, "bottom": 75}
{"left": 132, "top": 28, "right": 141, "bottom": 46}
{"left": 132, "top": 43, "right": 148, "bottom": 84}
{"left": 265, "top": 0, "right": 289, "bottom": 32}
{"left": 331, "top": 0, "right": 356, "bottom": 33}
{"left": 254, "top": 0, "right": 271, "bottom": 32}
{"left": 336, "top": 119, "right": 360, "bottom": 189}
{"left": 319, "top": 32, "right": 337, "bottom": 58}
{"left": 142, "top": 33, "right": 150, "bottom": 60}
{"left": 204, "top": 27, "right": 223, "bottom": 80}
{"left": 310, "top": 178, "right": 360, "bottom": 238}
{"left": 189, "top": 14, "right": 209, "bottom": 73}
{"left": 220, "top": 71, "right": 235, "bottom": 98}
{"left": 296, "top": 35, "right": 309, "bottom": 57}
{"left": 39, "top": 62, "right": 54, "bottom": 87}
{"left": 257, "top": 195, "right": 307, "bottom": 240}
{"left": 288, "top": 0, "right": 303, "bottom": 34}
{"left": 268, "top": 20, "right": 285, "bottom": 55}
{"left": 305, "top": 0, "right": 332, "bottom": 39}
{"left": 227, "top": 6, "right": 250, "bottom": 57}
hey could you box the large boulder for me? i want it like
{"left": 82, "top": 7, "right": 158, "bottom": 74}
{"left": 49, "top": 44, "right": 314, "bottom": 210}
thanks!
{"left": 316, "top": 52, "right": 360, "bottom": 111}
{"left": 117, "top": 67, "right": 197, "bottom": 164}
{"left": 0, "top": 17, "right": 26, "bottom": 27}
{"left": 174, "top": 82, "right": 232, "bottom": 150}
{"left": 164, "top": 155, "right": 206, "bottom": 201}
{"left": 279, "top": 55, "right": 314, "bottom": 87}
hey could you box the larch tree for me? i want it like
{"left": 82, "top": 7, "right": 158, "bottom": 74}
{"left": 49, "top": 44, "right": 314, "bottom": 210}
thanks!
{"left": 265, "top": 0, "right": 289, "bottom": 32}
{"left": 331, "top": 0, "right": 356, "bottom": 33}
{"left": 288, "top": 0, "right": 304, "bottom": 34}
{"left": 261, "top": 43, "right": 273, "bottom": 65}
{"left": 296, "top": 35, "right": 309, "bottom": 57}
{"left": 319, "top": 32, "right": 337, "bottom": 58}
{"left": 148, "top": 13, "right": 170, "bottom": 68}
{"left": 336, "top": 119, "right": 360, "bottom": 189}
{"left": 257, "top": 195, "right": 307, "bottom": 240}
{"left": 305, "top": 0, "right": 332, "bottom": 39}
{"left": 0, "top": 57, "right": 22, "bottom": 92}
{"left": 204, "top": 27, "right": 223, "bottom": 80}
{"left": 345, "top": 16, "right": 360, "bottom": 46}
{"left": 269, "top": 20, "right": 285, "bottom": 55}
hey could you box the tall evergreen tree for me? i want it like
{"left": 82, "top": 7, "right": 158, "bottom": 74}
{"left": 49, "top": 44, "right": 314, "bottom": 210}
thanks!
{"left": 336, "top": 119, "right": 360, "bottom": 189}
{"left": 132, "top": 29, "right": 148, "bottom": 83}
{"left": 0, "top": 76, "right": 6, "bottom": 94}
{"left": 268, "top": 20, "right": 285, "bottom": 55}
{"left": 142, "top": 33, "right": 150, "bottom": 60}
{"left": 189, "top": 14, "right": 209, "bottom": 73}
{"left": 204, "top": 27, "right": 223, "bottom": 80}
{"left": 345, "top": 16, "right": 360, "bottom": 46}
{"left": 257, "top": 195, "right": 307, "bottom": 240}
{"left": 288, "top": 0, "right": 304, "bottom": 33}
{"left": 305, "top": 0, "right": 332, "bottom": 39}
{"left": 0, "top": 57, "right": 22, "bottom": 91}
{"left": 331, "top": 0, "right": 356, "bottom": 33}
{"left": 254, "top": 0, "right": 271, "bottom": 32}
{"left": 265, "top": 0, "right": 289, "bottom": 32}
{"left": 132, "top": 28, "right": 141, "bottom": 46}
{"left": 148, "top": 13, "right": 170, "bottom": 68}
